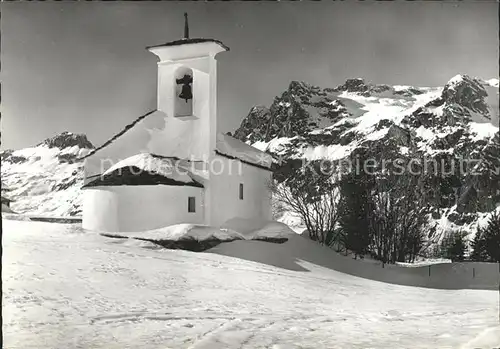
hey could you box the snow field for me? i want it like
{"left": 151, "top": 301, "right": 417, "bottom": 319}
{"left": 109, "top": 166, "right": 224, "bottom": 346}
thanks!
{"left": 3, "top": 219, "right": 499, "bottom": 349}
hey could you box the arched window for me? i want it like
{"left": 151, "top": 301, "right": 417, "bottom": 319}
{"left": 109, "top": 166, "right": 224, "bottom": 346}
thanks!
{"left": 174, "top": 66, "right": 194, "bottom": 117}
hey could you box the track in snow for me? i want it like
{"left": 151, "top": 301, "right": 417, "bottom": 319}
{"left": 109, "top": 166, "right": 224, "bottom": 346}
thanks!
{"left": 2, "top": 219, "right": 499, "bottom": 349}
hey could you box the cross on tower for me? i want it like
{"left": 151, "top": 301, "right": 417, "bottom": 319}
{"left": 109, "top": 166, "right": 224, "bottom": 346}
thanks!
{"left": 184, "top": 13, "right": 189, "bottom": 39}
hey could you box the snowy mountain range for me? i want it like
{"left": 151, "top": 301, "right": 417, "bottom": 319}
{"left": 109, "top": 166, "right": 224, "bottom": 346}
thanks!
{"left": 234, "top": 74, "right": 499, "bottom": 238}
{"left": 1, "top": 74, "right": 499, "bottom": 238}
{"left": 1, "top": 132, "right": 94, "bottom": 216}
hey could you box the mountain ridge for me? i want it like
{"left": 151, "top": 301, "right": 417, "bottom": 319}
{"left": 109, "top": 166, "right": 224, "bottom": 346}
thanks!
{"left": 234, "top": 74, "right": 499, "bottom": 241}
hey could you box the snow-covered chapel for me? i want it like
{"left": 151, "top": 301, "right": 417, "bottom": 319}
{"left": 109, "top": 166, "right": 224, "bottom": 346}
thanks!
{"left": 82, "top": 14, "right": 273, "bottom": 233}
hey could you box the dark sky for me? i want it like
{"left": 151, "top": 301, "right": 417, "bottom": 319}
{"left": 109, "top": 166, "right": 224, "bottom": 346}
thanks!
{"left": 1, "top": 1, "right": 498, "bottom": 150}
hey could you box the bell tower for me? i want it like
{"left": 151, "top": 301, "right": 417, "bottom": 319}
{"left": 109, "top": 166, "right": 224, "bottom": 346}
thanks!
{"left": 147, "top": 13, "right": 229, "bottom": 161}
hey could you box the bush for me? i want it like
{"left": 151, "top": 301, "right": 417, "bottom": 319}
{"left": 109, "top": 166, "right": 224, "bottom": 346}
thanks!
{"left": 439, "top": 230, "right": 467, "bottom": 262}
{"left": 472, "top": 210, "right": 500, "bottom": 262}
{"left": 270, "top": 160, "right": 340, "bottom": 246}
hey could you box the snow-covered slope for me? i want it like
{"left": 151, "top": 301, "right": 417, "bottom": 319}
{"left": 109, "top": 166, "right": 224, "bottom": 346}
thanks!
{"left": 235, "top": 75, "right": 499, "bottom": 240}
{"left": 1, "top": 132, "right": 94, "bottom": 216}
{"left": 3, "top": 219, "right": 499, "bottom": 349}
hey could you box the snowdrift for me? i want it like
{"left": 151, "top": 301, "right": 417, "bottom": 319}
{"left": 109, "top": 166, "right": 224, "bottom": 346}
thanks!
{"left": 99, "top": 220, "right": 294, "bottom": 252}
{"left": 460, "top": 326, "right": 500, "bottom": 349}
{"left": 103, "top": 224, "right": 244, "bottom": 241}
{"left": 221, "top": 218, "right": 295, "bottom": 240}
{"left": 209, "top": 234, "right": 499, "bottom": 291}
{"left": 2, "top": 211, "right": 83, "bottom": 224}
{"left": 4, "top": 219, "right": 499, "bottom": 349}
{"left": 2, "top": 212, "right": 32, "bottom": 222}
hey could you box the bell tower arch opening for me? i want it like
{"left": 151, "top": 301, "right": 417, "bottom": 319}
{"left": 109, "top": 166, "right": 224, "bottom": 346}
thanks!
{"left": 146, "top": 12, "right": 229, "bottom": 162}
{"left": 174, "top": 66, "right": 194, "bottom": 117}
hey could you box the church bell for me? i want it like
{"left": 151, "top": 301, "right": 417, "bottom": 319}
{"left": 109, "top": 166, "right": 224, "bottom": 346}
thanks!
{"left": 176, "top": 74, "right": 193, "bottom": 103}
{"left": 179, "top": 85, "right": 193, "bottom": 102}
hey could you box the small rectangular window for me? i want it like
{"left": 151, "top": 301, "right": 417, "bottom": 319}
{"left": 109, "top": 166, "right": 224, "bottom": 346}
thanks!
{"left": 188, "top": 196, "right": 196, "bottom": 213}
{"left": 239, "top": 183, "right": 244, "bottom": 200}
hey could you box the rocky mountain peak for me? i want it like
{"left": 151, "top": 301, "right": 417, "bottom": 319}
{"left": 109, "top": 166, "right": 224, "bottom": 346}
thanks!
{"left": 332, "top": 78, "right": 397, "bottom": 96}
{"left": 235, "top": 79, "right": 355, "bottom": 143}
{"left": 233, "top": 105, "right": 272, "bottom": 143}
{"left": 441, "top": 74, "right": 490, "bottom": 116}
{"left": 404, "top": 74, "right": 496, "bottom": 130}
{"left": 287, "top": 80, "right": 323, "bottom": 97}
{"left": 249, "top": 105, "right": 270, "bottom": 114}
{"left": 336, "top": 78, "right": 368, "bottom": 92}
{"left": 38, "top": 132, "right": 94, "bottom": 150}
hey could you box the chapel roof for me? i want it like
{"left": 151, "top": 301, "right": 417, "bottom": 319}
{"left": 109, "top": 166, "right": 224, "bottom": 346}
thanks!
{"left": 83, "top": 153, "right": 205, "bottom": 188}
{"left": 77, "top": 110, "right": 274, "bottom": 171}
{"left": 215, "top": 133, "right": 273, "bottom": 170}
{"left": 78, "top": 110, "right": 157, "bottom": 161}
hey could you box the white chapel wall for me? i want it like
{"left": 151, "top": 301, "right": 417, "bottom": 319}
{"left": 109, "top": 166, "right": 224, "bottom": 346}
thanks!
{"left": 82, "top": 185, "right": 204, "bottom": 232}
{"left": 83, "top": 187, "right": 120, "bottom": 232}
{"left": 208, "top": 156, "right": 272, "bottom": 227}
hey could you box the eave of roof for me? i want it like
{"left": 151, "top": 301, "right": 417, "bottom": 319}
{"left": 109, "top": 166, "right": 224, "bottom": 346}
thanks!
{"left": 146, "top": 38, "right": 230, "bottom": 52}
{"left": 215, "top": 150, "right": 274, "bottom": 172}
{"left": 77, "top": 110, "right": 158, "bottom": 162}
{"left": 82, "top": 166, "right": 204, "bottom": 189}
{"left": 215, "top": 133, "right": 274, "bottom": 170}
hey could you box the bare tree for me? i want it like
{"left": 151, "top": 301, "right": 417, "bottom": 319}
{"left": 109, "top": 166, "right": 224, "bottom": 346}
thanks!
{"left": 269, "top": 162, "right": 341, "bottom": 246}
{"left": 371, "top": 173, "right": 429, "bottom": 263}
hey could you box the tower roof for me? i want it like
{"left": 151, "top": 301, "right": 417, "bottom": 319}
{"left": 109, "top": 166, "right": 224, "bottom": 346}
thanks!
{"left": 146, "top": 13, "right": 229, "bottom": 52}
{"left": 145, "top": 38, "right": 229, "bottom": 52}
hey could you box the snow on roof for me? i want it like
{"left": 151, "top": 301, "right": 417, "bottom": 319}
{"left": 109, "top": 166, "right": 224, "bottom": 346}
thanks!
{"left": 77, "top": 108, "right": 273, "bottom": 172}
{"left": 215, "top": 133, "right": 273, "bottom": 170}
{"left": 101, "top": 153, "right": 203, "bottom": 186}
{"left": 78, "top": 110, "right": 158, "bottom": 161}
{"left": 146, "top": 38, "right": 229, "bottom": 51}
